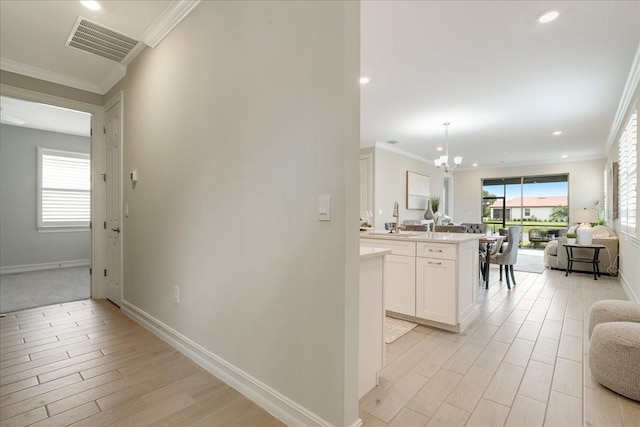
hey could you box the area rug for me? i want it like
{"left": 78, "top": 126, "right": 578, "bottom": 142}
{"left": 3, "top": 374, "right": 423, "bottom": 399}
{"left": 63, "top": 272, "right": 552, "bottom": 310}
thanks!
{"left": 385, "top": 316, "right": 418, "bottom": 344}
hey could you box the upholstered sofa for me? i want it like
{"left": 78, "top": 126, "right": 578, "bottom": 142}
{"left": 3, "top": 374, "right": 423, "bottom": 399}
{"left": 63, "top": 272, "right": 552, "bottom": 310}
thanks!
{"left": 544, "top": 226, "right": 619, "bottom": 275}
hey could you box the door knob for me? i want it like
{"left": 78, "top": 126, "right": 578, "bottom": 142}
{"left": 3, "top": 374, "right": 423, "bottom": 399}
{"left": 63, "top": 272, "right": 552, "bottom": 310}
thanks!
{"left": 111, "top": 227, "right": 120, "bottom": 233}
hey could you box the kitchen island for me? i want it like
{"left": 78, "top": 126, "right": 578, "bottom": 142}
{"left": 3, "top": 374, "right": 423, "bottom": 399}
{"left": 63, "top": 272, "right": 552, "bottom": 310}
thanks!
{"left": 359, "top": 246, "right": 391, "bottom": 399}
{"left": 360, "top": 231, "right": 481, "bottom": 333}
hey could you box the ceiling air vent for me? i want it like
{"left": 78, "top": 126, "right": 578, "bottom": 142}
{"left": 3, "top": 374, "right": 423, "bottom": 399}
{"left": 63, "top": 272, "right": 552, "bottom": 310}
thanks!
{"left": 66, "top": 17, "right": 139, "bottom": 63}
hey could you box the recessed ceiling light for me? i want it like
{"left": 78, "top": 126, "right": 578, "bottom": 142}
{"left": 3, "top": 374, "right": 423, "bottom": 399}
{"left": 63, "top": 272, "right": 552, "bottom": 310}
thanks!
{"left": 538, "top": 10, "right": 559, "bottom": 23}
{"left": 80, "top": 0, "right": 101, "bottom": 10}
{"left": 436, "top": 146, "right": 443, "bottom": 152}
{"left": 359, "top": 76, "right": 371, "bottom": 84}
{"left": 561, "top": 154, "right": 568, "bottom": 158}
{"left": 552, "top": 130, "right": 563, "bottom": 136}
{"left": 472, "top": 163, "right": 478, "bottom": 167}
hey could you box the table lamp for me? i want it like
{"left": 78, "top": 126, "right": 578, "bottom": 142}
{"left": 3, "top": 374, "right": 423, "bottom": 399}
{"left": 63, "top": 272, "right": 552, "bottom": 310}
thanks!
{"left": 572, "top": 209, "right": 599, "bottom": 245}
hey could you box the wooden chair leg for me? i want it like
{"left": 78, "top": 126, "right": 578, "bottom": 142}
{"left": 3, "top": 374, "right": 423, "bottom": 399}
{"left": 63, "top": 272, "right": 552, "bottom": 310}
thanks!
{"left": 510, "top": 265, "right": 516, "bottom": 286}
{"left": 499, "top": 265, "right": 503, "bottom": 280}
{"left": 505, "top": 266, "right": 511, "bottom": 289}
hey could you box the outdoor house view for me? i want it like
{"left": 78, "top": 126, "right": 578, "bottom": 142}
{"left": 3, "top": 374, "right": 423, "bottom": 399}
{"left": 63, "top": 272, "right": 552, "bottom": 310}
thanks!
{"left": 482, "top": 175, "right": 574, "bottom": 247}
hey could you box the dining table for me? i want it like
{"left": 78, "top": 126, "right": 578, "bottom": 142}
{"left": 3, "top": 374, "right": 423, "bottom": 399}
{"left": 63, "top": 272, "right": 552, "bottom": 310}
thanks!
{"left": 479, "top": 236, "right": 499, "bottom": 289}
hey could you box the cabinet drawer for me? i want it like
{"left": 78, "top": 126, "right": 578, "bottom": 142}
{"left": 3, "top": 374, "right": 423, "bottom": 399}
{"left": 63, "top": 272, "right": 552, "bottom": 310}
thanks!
{"left": 360, "top": 239, "right": 416, "bottom": 256}
{"left": 416, "top": 242, "right": 456, "bottom": 260}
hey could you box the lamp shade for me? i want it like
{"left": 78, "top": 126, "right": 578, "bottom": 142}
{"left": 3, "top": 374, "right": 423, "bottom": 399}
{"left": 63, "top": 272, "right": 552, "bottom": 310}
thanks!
{"left": 572, "top": 209, "right": 599, "bottom": 224}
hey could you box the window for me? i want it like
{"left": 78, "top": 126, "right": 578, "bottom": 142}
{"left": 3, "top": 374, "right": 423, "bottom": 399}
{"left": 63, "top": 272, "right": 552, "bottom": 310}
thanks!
{"left": 524, "top": 208, "right": 531, "bottom": 216}
{"left": 37, "top": 148, "right": 90, "bottom": 230}
{"left": 618, "top": 107, "right": 637, "bottom": 234}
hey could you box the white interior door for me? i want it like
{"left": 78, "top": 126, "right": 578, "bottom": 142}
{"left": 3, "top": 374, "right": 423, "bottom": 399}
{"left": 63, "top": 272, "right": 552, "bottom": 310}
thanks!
{"left": 105, "top": 99, "right": 122, "bottom": 307}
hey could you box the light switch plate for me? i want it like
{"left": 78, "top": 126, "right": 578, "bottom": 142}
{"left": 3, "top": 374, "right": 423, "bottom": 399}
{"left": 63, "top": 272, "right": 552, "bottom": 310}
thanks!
{"left": 318, "top": 194, "right": 331, "bottom": 221}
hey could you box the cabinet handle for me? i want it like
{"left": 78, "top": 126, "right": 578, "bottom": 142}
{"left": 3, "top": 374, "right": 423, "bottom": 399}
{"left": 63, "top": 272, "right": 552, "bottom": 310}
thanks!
{"left": 428, "top": 261, "right": 442, "bottom": 265}
{"left": 428, "top": 249, "right": 443, "bottom": 252}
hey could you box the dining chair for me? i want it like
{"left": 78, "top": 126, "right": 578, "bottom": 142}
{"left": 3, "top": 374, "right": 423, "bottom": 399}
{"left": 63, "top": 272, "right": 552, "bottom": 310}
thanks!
{"left": 487, "top": 226, "right": 520, "bottom": 289}
{"left": 479, "top": 236, "right": 504, "bottom": 285}
{"left": 434, "top": 225, "right": 467, "bottom": 233}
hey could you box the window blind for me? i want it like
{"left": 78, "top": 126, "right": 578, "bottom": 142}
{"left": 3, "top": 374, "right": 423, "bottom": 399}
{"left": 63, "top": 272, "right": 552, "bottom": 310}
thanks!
{"left": 618, "top": 108, "right": 637, "bottom": 233}
{"left": 38, "top": 148, "right": 90, "bottom": 229}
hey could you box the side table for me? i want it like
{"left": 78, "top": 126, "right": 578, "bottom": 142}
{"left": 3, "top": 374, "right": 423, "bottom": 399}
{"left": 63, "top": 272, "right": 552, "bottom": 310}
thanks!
{"left": 563, "top": 243, "right": 606, "bottom": 280}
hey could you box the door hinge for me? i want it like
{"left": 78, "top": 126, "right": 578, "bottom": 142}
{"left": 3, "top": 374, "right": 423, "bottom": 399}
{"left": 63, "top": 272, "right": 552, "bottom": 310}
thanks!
{"left": 104, "top": 222, "right": 107, "bottom": 229}
{"left": 89, "top": 221, "right": 92, "bottom": 229}
{"left": 103, "top": 126, "right": 106, "bottom": 134}
{"left": 90, "top": 128, "right": 93, "bottom": 136}
{"left": 102, "top": 173, "right": 106, "bottom": 182}
{"left": 89, "top": 267, "right": 92, "bottom": 275}
{"left": 104, "top": 269, "right": 107, "bottom": 277}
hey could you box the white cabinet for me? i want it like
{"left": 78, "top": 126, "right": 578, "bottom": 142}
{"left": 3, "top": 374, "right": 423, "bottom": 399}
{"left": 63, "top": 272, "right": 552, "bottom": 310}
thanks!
{"left": 416, "top": 257, "right": 456, "bottom": 324}
{"left": 360, "top": 239, "right": 416, "bottom": 316}
{"left": 361, "top": 235, "right": 479, "bottom": 333}
{"left": 385, "top": 254, "right": 416, "bottom": 316}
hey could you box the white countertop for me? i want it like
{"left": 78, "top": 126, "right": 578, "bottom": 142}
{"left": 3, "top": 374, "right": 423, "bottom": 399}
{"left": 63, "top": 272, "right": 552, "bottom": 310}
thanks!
{"left": 359, "top": 247, "right": 392, "bottom": 260}
{"left": 360, "top": 230, "right": 481, "bottom": 244}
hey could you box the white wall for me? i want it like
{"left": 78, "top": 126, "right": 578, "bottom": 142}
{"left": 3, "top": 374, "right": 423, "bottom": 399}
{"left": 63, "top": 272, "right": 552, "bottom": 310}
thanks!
{"left": 0, "top": 124, "right": 90, "bottom": 268}
{"left": 452, "top": 159, "right": 606, "bottom": 224}
{"left": 372, "top": 145, "right": 445, "bottom": 229}
{"left": 106, "top": 2, "right": 359, "bottom": 426}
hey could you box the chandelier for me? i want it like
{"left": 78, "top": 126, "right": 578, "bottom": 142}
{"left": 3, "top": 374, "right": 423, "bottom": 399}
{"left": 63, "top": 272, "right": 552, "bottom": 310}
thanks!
{"left": 434, "top": 122, "right": 462, "bottom": 172}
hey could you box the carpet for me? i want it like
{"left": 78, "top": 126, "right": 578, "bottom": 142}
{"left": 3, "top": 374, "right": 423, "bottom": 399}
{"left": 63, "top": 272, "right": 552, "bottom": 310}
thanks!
{"left": 0, "top": 267, "right": 90, "bottom": 314}
{"left": 385, "top": 316, "right": 418, "bottom": 343}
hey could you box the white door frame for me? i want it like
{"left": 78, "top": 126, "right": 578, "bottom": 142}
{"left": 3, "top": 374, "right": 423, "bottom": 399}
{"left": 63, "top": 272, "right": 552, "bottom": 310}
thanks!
{"left": 0, "top": 84, "right": 107, "bottom": 299}
{"left": 104, "top": 92, "right": 123, "bottom": 306}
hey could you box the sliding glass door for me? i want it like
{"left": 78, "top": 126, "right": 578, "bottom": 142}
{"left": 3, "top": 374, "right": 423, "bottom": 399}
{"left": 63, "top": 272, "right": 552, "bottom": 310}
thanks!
{"left": 482, "top": 174, "right": 569, "bottom": 247}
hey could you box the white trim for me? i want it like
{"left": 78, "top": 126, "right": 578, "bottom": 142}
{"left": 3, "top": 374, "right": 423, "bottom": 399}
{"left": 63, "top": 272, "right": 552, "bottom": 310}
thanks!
{"left": 349, "top": 420, "right": 363, "bottom": 427}
{"left": 141, "top": 0, "right": 201, "bottom": 48}
{"left": 0, "top": 259, "right": 90, "bottom": 275}
{"left": 620, "top": 272, "right": 639, "bottom": 303}
{"left": 606, "top": 42, "right": 640, "bottom": 153}
{"left": 619, "top": 235, "right": 640, "bottom": 303}
{"left": 37, "top": 227, "right": 90, "bottom": 233}
{"left": 121, "top": 300, "right": 334, "bottom": 427}
{"left": 96, "top": 64, "right": 128, "bottom": 94}
{"left": 0, "top": 83, "right": 106, "bottom": 300}
{"left": 1, "top": 58, "right": 105, "bottom": 94}
{"left": 374, "top": 141, "right": 433, "bottom": 164}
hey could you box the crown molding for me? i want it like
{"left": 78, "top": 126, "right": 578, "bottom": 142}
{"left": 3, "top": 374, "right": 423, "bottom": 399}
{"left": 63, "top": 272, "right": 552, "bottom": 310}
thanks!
{"left": 374, "top": 141, "right": 434, "bottom": 164}
{"left": 141, "top": 0, "right": 201, "bottom": 48}
{"left": 1, "top": 58, "right": 105, "bottom": 94}
{"left": 97, "top": 64, "right": 127, "bottom": 94}
{"left": 605, "top": 42, "right": 640, "bottom": 153}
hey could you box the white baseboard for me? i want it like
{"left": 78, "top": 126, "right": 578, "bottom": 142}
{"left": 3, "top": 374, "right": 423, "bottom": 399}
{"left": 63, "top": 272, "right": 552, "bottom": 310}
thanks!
{"left": 0, "top": 259, "right": 90, "bottom": 275}
{"left": 619, "top": 272, "right": 639, "bottom": 303}
{"left": 121, "top": 300, "right": 337, "bottom": 427}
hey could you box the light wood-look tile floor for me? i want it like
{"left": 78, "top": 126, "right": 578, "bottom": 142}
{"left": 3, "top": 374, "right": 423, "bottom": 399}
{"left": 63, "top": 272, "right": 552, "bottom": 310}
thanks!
{"left": 0, "top": 300, "right": 285, "bottom": 427}
{"left": 360, "top": 267, "right": 640, "bottom": 427}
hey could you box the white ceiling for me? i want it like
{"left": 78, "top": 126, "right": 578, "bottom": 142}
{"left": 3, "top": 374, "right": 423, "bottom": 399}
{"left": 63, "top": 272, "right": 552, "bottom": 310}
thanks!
{"left": 1, "top": 96, "right": 91, "bottom": 137}
{"left": 362, "top": 1, "right": 640, "bottom": 169}
{"left": 1, "top": 1, "right": 638, "bottom": 170}
{"left": 0, "top": 0, "right": 199, "bottom": 94}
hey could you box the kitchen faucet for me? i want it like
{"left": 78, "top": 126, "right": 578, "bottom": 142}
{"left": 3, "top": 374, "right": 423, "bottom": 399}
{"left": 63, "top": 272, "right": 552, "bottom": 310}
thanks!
{"left": 392, "top": 201, "right": 400, "bottom": 233}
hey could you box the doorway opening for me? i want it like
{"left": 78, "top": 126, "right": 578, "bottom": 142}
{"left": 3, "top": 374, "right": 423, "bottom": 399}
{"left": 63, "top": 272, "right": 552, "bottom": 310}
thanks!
{"left": 0, "top": 96, "right": 92, "bottom": 313}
